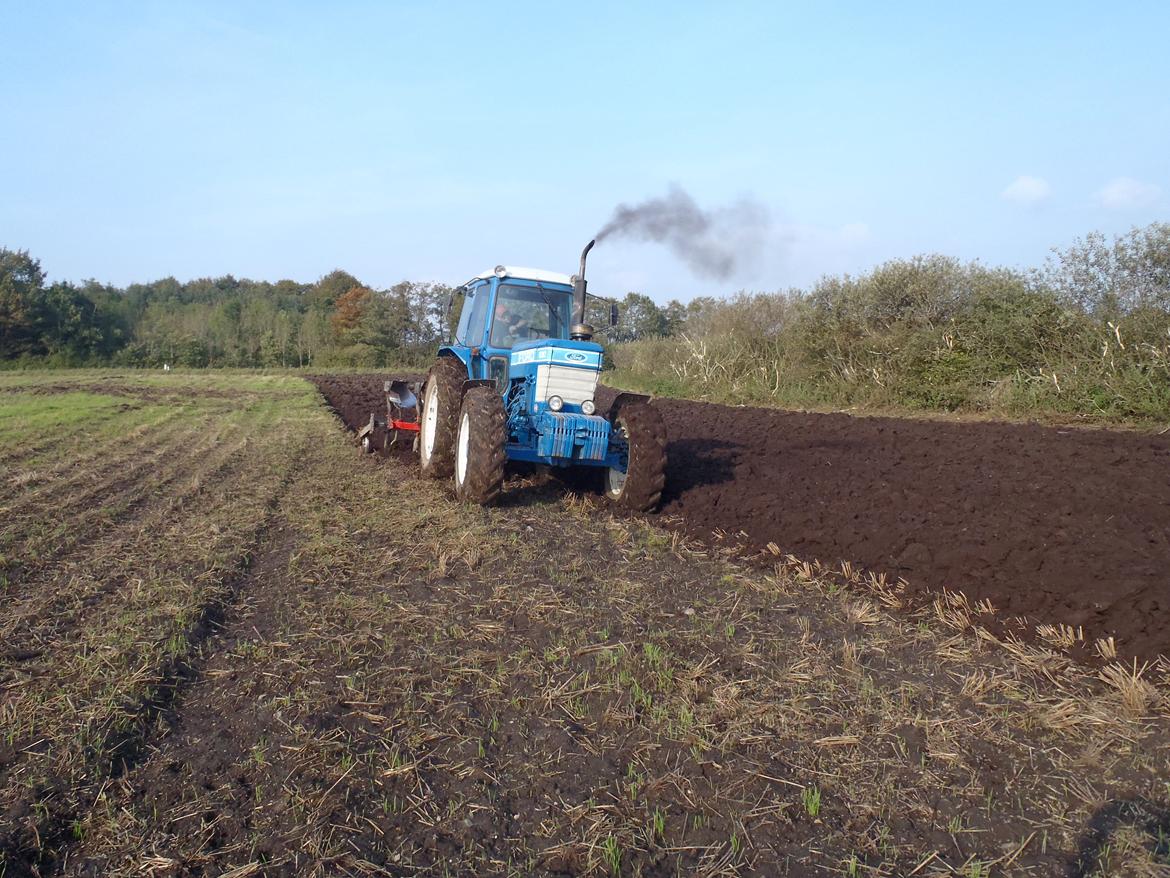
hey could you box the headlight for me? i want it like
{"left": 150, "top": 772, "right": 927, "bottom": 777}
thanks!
{"left": 581, "top": 399, "right": 596, "bottom": 415}
{"left": 547, "top": 395, "right": 564, "bottom": 411}
{"left": 493, "top": 265, "right": 507, "bottom": 278}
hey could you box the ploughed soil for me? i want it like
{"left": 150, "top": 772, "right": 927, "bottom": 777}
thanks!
{"left": 310, "top": 373, "right": 1170, "bottom": 661}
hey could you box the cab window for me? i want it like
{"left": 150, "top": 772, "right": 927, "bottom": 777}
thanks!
{"left": 456, "top": 283, "right": 490, "bottom": 345}
{"left": 489, "top": 284, "right": 571, "bottom": 348}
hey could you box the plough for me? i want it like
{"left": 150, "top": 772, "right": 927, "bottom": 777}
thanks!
{"left": 356, "top": 379, "right": 421, "bottom": 452}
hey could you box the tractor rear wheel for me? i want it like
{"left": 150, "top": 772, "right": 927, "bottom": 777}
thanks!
{"left": 454, "top": 386, "right": 507, "bottom": 505}
{"left": 418, "top": 356, "right": 467, "bottom": 479}
{"left": 605, "top": 403, "right": 667, "bottom": 512}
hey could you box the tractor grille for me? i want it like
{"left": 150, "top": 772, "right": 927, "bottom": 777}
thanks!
{"left": 537, "top": 412, "right": 610, "bottom": 461}
{"left": 535, "top": 364, "right": 599, "bottom": 406}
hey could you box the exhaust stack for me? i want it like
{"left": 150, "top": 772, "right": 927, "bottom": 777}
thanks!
{"left": 570, "top": 238, "right": 596, "bottom": 341}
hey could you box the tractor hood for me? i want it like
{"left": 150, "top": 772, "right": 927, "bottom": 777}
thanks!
{"left": 509, "top": 338, "right": 604, "bottom": 416}
{"left": 508, "top": 338, "right": 603, "bottom": 370}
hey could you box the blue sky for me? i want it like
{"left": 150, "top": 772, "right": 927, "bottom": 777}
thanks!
{"left": 2, "top": 1, "right": 1167, "bottom": 301}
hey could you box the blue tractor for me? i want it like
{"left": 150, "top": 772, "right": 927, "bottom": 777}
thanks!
{"left": 385, "top": 241, "right": 667, "bottom": 510}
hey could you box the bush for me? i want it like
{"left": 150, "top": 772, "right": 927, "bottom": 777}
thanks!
{"left": 608, "top": 224, "right": 1170, "bottom": 423}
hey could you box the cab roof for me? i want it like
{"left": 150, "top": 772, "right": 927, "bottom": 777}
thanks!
{"left": 474, "top": 266, "right": 574, "bottom": 286}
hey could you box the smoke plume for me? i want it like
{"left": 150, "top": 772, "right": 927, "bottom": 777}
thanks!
{"left": 595, "top": 185, "right": 769, "bottom": 280}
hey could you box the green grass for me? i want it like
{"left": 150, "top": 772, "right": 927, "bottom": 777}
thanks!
{"left": 0, "top": 369, "right": 328, "bottom": 873}
{"left": 0, "top": 391, "right": 130, "bottom": 442}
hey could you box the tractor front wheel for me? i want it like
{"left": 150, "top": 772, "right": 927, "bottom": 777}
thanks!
{"left": 418, "top": 357, "right": 467, "bottom": 479}
{"left": 605, "top": 403, "right": 667, "bottom": 512}
{"left": 454, "top": 386, "right": 507, "bottom": 505}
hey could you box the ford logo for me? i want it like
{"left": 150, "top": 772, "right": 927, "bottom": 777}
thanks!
{"left": 565, "top": 352, "right": 587, "bottom": 362}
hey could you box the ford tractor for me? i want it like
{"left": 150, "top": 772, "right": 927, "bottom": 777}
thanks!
{"left": 359, "top": 241, "right": 667, "bottom": 510}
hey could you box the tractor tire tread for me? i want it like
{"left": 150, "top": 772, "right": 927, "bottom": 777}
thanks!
{"left": 419, "top": 356, "right": 467, "bottom": 479}
{"left": 611, "top": 402, "right": 667, "bottom": 512}
{"left": 456, "top": 386, "right": 507, "bottom": 505}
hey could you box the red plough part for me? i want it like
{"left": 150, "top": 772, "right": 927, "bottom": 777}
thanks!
{"left": 356, "top": 379, "right": 421, "bottom": 453}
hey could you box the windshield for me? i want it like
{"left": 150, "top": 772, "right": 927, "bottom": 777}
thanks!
{"left": 490, "top": 283, "right": 572, "bottom": 348}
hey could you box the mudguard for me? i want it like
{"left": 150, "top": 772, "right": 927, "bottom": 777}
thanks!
{"left": 462, "top": 379, "right": 496, "bottom": 395}
{"left": 607, "top": 391, "right": 651, "bottom": 421}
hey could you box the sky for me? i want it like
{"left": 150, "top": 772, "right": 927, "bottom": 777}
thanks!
{"left": 1, "top": 1, "right": 1168, "bottom": 302}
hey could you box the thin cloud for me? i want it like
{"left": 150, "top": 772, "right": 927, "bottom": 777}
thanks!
{"left": 839, "top": 222, "right": 871, "bottom": 244}
{"left": 1001, "top": 175, "right": 1051, "bottom": 206}
{"left": 1098, "top": 177, "right": 1162, "bottom": 209}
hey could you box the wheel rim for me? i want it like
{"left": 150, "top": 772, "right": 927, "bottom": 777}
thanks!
{"left": 456, "top": 411, "right": 470, "bottom": 486}
{"left": 422, "top": 381, "right": 439, "bottom": 460}
{"left": 606, "top": 466, "right": 627, "bottom": 497}
{"left": 607, "top": 418, "right": 629, "bottom": 497}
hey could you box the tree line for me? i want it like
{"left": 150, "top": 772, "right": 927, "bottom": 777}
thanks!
{"left": 0, "top": 252, "right": 457, "bottom": 368}
{"left": 0, "top": 247, "right": 701, "bottom": 368}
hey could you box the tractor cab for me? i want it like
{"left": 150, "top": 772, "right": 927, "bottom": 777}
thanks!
{"left": 446, "top": 266, "right": 578, "bottom": 391}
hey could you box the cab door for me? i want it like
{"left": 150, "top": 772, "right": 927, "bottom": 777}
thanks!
{"left": 454, "top": 280, "right": 493, "bottom": 378}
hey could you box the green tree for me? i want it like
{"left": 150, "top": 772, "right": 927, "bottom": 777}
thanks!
{"left": 661, "top": 299, "right": 687, "bottom": 336}
{"left": 0, "top": 248, "right": 47, "bottom": 358}
{"left": 613, "top": 292, "right": 668, "bottom": 341}
{"left": 310, "top": 270, "right": 363, "bottom": 312}
{"left": 38, "top": 282, "right": 109, "bottom": 361}
{"left": 1042, "top": 223, "right": 1170, "bottom": 316}
{"left": 297, "top": 310, "right": 329, "bottom": 366}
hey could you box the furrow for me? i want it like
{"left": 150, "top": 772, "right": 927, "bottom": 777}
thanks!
{"left": 0, "top": 405, "right": 189, "bottom": 504}
{"left": 0, "top": 420, "right": 217, "bottom": 587}
{"left": 1, "top": 431, "right": 259, "bottom": 645}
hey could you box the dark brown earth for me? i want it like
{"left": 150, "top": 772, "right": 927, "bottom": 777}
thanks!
{"left": 620, "top": 393, "right": 1170, "bottom": 662}
{"left": 311, "top": 374, "right": 1170, "bottom": 661}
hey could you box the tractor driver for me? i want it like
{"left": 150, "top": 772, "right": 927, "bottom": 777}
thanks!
{"left": 494, "top": 299, "right": 531, "bottom": 347}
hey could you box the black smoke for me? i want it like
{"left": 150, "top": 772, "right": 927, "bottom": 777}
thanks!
{"left": 595, "top": 185, "right": 769, "bottom": 280}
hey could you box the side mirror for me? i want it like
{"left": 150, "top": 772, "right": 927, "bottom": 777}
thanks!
{"left": 609, "top": 302, "right": 619, "bottom": 327}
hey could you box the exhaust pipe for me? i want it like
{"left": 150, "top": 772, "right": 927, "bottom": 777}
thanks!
{"left": 570, "top": 238, "right": 596, "bottom": 341}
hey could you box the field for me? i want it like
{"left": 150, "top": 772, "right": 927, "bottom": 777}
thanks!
{"left": 314, "top": 375, "right": 1170, "bottom": 661}
{"left": 2, "top": 370, "right": 1169, "bottom": 877}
